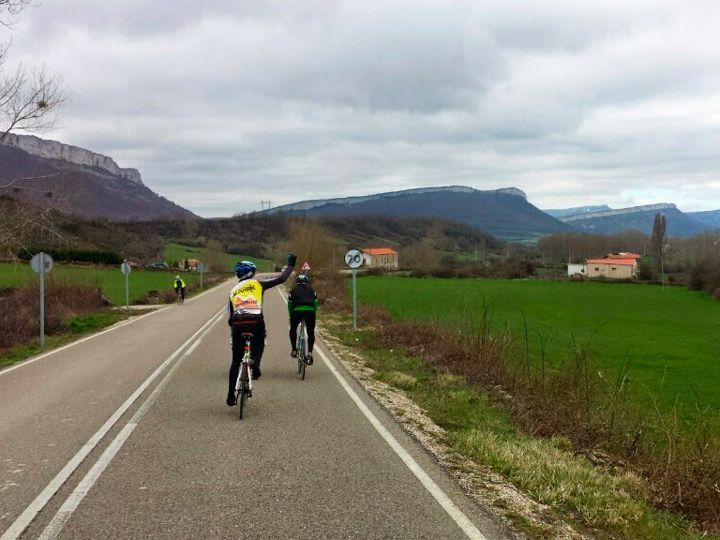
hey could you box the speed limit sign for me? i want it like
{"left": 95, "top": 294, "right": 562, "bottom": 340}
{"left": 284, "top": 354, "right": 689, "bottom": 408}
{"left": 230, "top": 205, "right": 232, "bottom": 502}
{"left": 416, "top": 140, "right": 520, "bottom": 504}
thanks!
{"left": 344, "top": 249, "right": 364, "bottom": 269}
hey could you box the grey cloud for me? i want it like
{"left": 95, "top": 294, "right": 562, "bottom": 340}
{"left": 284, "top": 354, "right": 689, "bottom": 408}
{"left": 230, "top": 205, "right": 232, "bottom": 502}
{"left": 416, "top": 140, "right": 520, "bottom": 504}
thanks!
{"left": 5, "top": 0, "right": 720, "bottom": 216}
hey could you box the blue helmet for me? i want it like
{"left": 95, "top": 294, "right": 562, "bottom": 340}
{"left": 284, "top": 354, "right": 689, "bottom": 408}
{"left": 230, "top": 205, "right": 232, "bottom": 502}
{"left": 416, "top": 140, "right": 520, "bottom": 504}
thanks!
{"left": 296, "top": 273, "right": 310, "bottom": 284}
{"left": 234, "top": 260, "right": 256, "bottom": 280}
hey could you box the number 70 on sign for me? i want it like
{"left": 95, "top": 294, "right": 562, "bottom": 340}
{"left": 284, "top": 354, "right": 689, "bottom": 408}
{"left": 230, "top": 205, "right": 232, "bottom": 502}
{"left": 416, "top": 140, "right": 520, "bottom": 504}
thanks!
{"left": 344, "top": 249, "right": 364, "bottom": 269}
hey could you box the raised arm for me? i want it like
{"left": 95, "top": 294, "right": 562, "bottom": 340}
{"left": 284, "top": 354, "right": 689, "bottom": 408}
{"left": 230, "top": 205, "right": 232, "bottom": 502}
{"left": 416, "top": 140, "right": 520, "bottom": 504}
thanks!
{"left": 259, "top": 253, "right": 297, "bottom": 290}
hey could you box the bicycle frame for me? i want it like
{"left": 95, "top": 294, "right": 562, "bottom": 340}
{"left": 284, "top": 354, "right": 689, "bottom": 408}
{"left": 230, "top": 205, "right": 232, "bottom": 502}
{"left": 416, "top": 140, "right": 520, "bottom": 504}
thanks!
{"left": 235, "top": 337, "right": 253, "bottom": 395}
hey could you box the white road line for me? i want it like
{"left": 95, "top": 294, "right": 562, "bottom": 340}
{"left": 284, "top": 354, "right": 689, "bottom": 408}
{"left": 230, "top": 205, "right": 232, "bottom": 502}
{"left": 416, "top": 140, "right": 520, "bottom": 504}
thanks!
{"left": 0, "top": 278, "right": 231, "bottom": 377}
{"left": 38, "top": 312, "right": 224, "bottom": 540}
{"left": 277, "top": 290, "right": 486, "bottom": 540}
{"left": 1, "top": 308, "right": 224, "bottom": 540}
{"left": 0, "top": 309, "right": 165, "bottom": 377}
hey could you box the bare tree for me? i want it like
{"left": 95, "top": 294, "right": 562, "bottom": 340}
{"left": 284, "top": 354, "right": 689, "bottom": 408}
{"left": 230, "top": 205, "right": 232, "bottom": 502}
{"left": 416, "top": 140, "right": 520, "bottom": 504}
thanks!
{"left": 0, "top": 0, "right": 66, "bottom": 252}
{"left": 1, "top": 1, "right": 65, "bottom": 140}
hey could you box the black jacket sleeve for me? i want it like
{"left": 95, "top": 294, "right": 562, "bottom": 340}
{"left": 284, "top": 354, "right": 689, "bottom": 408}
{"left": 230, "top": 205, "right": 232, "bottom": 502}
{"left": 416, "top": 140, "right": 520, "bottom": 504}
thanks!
{"left": 259, "top": 262, "right": 295, "bottom": 291}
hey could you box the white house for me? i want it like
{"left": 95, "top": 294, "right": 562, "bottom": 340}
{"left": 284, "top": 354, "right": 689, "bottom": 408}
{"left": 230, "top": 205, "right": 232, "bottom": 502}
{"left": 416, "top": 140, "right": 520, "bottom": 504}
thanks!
{"left": 567, "top": 263, "right": 586, "bottom": 277}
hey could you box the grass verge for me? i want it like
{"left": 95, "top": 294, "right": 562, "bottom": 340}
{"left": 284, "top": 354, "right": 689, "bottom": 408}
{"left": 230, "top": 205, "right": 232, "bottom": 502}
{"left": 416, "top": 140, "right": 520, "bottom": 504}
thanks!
{"left": 322, "top": 313, "right": 702, "bottom": 539}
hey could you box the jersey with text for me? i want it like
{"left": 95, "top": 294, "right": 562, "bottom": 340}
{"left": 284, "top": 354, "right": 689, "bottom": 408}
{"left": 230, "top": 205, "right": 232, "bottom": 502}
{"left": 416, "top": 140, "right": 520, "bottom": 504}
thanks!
{"left": 229, "top": 278, "right": 263, "bottom": 318}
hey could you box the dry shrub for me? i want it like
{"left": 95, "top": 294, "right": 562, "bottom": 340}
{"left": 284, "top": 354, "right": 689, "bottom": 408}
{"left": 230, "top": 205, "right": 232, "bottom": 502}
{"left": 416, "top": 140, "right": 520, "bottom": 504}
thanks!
{"left": 312, "top": 270, "right": 351, "bottom": 312}
{"left": 0, "top": 282, "right": 103, "bottom": 352}
{"left": 355, "top": 305, "right": 720, "bottom": 532}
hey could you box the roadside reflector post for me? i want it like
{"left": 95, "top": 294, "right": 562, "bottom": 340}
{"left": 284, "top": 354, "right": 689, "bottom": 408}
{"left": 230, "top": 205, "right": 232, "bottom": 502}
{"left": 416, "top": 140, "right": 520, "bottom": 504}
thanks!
{"left": 344, "top": 249, "right": 364, "bottom": 331}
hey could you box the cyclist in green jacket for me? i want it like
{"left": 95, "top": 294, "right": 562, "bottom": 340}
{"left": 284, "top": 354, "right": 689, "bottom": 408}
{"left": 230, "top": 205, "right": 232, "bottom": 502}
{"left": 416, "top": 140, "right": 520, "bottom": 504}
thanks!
{"left": 288, "top": 273, "right": 319, "bottom": 364}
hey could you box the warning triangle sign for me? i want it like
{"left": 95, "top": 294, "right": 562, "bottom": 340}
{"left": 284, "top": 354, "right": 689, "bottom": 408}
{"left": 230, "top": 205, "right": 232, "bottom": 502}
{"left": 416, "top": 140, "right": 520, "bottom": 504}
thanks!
{"left": 301, "top": 261, "right": 311, "bottom": 271}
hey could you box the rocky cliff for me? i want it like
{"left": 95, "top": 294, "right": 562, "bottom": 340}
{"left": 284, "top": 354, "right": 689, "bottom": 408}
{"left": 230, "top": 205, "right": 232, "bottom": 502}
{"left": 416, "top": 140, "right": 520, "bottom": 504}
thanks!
{"left": 0, "top": 141, "right": 195, "bottom": 221}
{"left": 1, "top": 133, "right": 143, "bottom": 185}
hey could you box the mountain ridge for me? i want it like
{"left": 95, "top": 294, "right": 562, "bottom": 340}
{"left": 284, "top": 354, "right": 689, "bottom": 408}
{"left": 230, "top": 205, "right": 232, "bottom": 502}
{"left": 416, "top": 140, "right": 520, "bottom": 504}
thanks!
{"left": 260, "top": 185, "right": 570, "bottom": 242}
{"left": 552, "top": 203, "right": 706, "bottom": 237}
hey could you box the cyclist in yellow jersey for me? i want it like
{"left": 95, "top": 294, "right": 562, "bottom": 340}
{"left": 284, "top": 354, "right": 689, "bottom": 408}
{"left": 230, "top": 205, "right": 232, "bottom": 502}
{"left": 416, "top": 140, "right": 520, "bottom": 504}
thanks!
{"left": 226, "top": 254, "right": 296, "bottom": 406}
{"left": 173, "top": 275, "right": 186, "bottom": 302}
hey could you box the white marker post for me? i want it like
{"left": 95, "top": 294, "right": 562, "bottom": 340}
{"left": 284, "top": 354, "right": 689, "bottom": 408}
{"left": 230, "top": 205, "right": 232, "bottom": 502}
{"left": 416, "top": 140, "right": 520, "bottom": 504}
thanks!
{"left": 30, "top": 252, "right": 54, "bottom": 349}
{"left": 344, "top": 249, "right": 364, "bottom": 331}
{"left": 120, "top": 260, "right": 131, "bottom": 310}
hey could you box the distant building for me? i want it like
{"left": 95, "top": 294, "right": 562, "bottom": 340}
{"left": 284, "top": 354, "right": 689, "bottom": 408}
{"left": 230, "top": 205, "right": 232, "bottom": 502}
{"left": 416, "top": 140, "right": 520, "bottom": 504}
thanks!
{"left": 586, "top": 257, "right": 640, "bottom": 279}
{"left": 567, "top": 263, "right": 586, "bottom": 277}
{"left": 187, "top": 259, "right": 200, "bottom": 271}
{"left": 362, "top": 247, "right": 399, "bottom": 269}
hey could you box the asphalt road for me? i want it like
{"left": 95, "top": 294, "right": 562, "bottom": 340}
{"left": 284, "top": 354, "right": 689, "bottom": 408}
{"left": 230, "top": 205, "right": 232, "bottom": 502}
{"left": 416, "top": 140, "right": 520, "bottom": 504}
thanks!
{"left": 1, "top": 278, "right": 512, "bottom": 539}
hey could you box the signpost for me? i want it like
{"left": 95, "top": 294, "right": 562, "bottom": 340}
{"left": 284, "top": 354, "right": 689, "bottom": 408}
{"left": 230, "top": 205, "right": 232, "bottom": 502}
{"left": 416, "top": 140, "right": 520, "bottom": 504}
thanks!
{"left": 198, "top": 262, "right": 205, "bottom": 288}
{"left": 301, "top": 261, "right": 311, "bottom": 272}
{"left": 30, "top": 252, "right": 53, "bottom": 348}
{"left": 344, "top": 249, "right": 364, "bottom": 330}
{"left": 120, "top": 260, "right": 131, "bottom": 309}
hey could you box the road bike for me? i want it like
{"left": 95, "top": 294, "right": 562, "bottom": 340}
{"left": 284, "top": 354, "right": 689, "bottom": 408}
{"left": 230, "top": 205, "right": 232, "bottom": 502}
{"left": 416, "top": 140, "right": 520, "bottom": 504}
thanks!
{"left": 176, "top": 288, "right": 184, "bottom": 305}
{"left": 295, "top": 320, "right": 308, "bottom": 380}
{"left": 235, "top": 332, "right": 254, "bottom": 419}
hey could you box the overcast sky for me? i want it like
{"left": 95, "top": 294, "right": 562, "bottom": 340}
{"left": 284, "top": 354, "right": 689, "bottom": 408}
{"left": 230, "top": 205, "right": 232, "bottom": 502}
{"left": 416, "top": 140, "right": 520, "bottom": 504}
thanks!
{"left": 4, "top": 0, "right": 720, "bottom": 216}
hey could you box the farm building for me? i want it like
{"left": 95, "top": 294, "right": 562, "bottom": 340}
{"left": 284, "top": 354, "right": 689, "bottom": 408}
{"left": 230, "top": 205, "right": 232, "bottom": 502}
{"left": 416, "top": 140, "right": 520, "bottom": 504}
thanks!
{"left": 362, "top": 247, "right": 399, "bottom": 269}
{"left": 586, "top": 257, "right": 638, "bottom": 279}
{"left": 573, "top": 253, "right": 642, "bottom": 279}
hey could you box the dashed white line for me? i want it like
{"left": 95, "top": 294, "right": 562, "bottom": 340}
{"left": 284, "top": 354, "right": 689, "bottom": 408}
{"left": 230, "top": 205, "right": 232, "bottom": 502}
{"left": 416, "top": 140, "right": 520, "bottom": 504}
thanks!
{"left": 37, "top": 313, "right": 223, "bottom": 540}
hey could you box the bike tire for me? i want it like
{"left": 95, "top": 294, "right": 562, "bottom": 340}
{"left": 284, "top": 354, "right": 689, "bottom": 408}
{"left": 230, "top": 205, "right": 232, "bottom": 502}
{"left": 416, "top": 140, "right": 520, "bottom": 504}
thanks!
{"left": 300, "top": 356, "right": 306, "bottom": 380}
{"left": 238, "top": 366, "right": 249, "bottom": 419}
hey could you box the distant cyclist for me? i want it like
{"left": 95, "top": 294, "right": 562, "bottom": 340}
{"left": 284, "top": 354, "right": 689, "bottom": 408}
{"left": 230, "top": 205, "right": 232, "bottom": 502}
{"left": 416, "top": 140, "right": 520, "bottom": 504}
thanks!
{"left": 226, "top": 254, "right": 296, "bottom": 406}
{"left": 288, "top": 273, "right": 319, "bottom": 364}
{"left": 173, "top": 275, "right": 186, "bottom": 303}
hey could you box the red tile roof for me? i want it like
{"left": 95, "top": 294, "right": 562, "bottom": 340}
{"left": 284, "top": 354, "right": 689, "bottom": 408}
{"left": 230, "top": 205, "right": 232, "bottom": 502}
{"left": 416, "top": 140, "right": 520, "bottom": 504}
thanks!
{"left": 362, "top": 247, "right": 398, "bottom": 256}
{"left": 586, "top": 258, "right": 636, "bottom": 265}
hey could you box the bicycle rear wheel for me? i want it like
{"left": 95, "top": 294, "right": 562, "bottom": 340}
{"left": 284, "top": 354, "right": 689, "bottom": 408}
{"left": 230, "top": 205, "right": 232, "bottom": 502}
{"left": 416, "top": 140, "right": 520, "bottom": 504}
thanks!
{"left": 238, "top": 364, "right": 249, "bottom": 419}
{"left": 297, "top": 322, "right": 306, "bottom": 380}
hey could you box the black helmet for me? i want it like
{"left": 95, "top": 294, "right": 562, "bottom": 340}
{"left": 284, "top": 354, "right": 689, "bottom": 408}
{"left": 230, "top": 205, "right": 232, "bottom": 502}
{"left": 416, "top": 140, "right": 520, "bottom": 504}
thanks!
{"left": 296, "top": 273, "right": 310, "bottom": 284}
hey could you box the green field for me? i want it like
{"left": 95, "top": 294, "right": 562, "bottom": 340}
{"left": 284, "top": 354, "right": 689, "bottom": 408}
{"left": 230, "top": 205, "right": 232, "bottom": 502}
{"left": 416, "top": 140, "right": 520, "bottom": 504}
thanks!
{"left": 358, "top": 277, "right": 720, "bottom": 413}
{"left": 0, "top": 263, "right": 203, "bottom": 305}
{"left": 163, "top": 243, "right": 272, "bottom": 273}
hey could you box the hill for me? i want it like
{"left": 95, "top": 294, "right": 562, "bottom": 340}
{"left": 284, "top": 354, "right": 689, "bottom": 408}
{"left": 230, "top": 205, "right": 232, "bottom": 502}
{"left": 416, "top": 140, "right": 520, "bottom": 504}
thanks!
{"left": 7, "top": 201, "right": 503, "bottom": 266}
{"left": 558, "top": 203, "right": 705, "bottom": 237}
{"left": 262, "top": 186, "right": 572, "bottom": 242}
{"left": 0, "top": 135, "right": 194, "bottom": 221}
{"left": 687, "top": 210, "right": 720, "bottom": 230}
